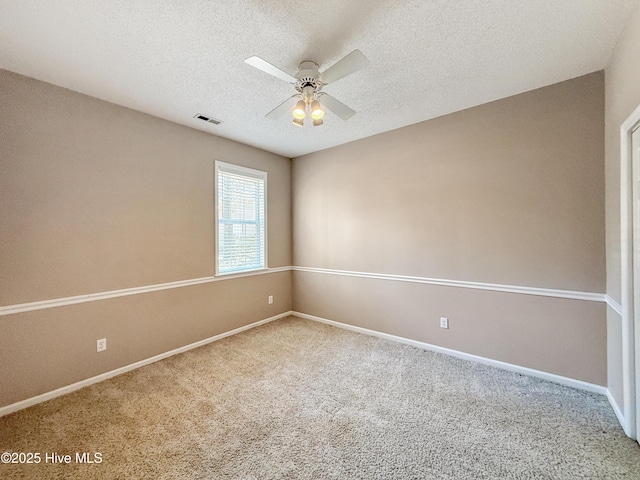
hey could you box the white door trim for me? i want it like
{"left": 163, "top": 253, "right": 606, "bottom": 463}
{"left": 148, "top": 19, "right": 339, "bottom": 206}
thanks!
{"left": 620, "top": 102, "right": 640, "bottom": 439}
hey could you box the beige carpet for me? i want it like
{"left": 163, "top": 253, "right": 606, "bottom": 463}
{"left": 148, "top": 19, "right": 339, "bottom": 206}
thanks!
{"left": 1, "top": 315, "right": 639, "bottom": 479}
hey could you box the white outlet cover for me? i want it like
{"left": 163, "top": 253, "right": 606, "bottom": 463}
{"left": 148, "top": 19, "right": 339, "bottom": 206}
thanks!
{"left": 440, "top": 317, "right": 449, "bottom": 329}
{"left": 97, "top": 338, "right": 107, "bottom": 352}
{"left": 268, "top": 295, "right": 274, "bottom": 304}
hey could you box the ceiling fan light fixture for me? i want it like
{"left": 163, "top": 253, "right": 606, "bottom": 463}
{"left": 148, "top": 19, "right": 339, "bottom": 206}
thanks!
{"left": 292, "top": 100, "right": 306, "bottom": 119}
{"left": 310, "top": 100, "right": 324, "bottom": 120}
{"left": 245, "top": 49, "right": 369, "bottom": 125}
{"left": 313, "top": 118, "right": 324, "bottom": 127}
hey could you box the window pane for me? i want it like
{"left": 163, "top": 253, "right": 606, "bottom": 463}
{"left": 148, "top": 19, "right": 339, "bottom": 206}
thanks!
{"left": 216, "top": 162, "right": 266, "bottom": 275}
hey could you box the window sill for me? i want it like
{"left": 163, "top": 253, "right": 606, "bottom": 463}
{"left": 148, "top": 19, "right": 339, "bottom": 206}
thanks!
{"left": 215, "top": 267, "right": 269, "bottom": 279}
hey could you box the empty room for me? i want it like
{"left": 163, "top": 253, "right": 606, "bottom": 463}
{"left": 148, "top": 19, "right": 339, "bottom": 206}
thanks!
{"left": 2, "top": 1, "right": 640, "bottom": 478}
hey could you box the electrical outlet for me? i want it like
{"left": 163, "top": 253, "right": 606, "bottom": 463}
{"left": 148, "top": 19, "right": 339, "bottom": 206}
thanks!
{"left": 97, "top": 338, "right": 107, "bottom": 352}
{"left": 440, "top": 317, "right": 449, "bottom": 329}
{"left": 268, "top": 295, "right": 274, "bottom": 304}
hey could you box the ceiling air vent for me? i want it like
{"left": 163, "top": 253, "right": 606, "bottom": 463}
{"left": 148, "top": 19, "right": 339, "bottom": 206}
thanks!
{"left": 194, "top": 113, "right": 222, "bottom": 125}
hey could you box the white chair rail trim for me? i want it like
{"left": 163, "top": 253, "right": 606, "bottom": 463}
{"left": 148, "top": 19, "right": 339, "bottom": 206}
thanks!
{"left": 0, "top": 267, "right": 292, "bottom": 316}
{"left": 293, "top": 266, "right": 606, "bottom": 303}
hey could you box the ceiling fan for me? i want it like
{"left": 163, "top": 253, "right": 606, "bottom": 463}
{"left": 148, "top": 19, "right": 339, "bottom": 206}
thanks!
{"left": 244, "top": 49, "right": 369, "bottom": 127}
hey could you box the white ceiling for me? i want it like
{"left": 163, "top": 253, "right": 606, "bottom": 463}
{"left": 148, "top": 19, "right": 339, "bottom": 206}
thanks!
{"left": 1, "top": 1, "right": 638, "bottom": 158}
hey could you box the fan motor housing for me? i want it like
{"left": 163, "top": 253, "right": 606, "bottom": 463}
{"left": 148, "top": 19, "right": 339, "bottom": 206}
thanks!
{"left": 295, "top": 61, "right": 323, "bottom": 93}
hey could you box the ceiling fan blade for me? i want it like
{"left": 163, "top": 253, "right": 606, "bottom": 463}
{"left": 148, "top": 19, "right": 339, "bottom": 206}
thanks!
{"left": 320, "top": 49, "right": 369, "bottom": 84}
{"left": 320, "top": 94, "right": 356, "bottom": 121}
{"left": 265, "top": 95, "right": 299, "bottom": 119}
{"left": 244, "top": 56, "right": 296, "bottom": 83}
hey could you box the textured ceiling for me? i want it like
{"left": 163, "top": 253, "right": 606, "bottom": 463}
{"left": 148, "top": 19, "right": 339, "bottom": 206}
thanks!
{"left": 1, "top": 0, "right": 638, "bottom": 158}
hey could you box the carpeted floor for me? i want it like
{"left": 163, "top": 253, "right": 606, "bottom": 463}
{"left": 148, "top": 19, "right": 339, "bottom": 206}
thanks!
{"left": 1, "top": 315, "right": 639, "bottom": 479}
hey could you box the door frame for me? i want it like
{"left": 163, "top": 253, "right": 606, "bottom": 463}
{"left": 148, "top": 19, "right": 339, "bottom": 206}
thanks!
{"left": 620, "top": 102, "right": 640, "bottom": 439}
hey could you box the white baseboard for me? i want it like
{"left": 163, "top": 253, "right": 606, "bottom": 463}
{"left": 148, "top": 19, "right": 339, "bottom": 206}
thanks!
{"left": 292, "top": 311, "right": 608, "bottom": 396}
{"left": 607, "top": 389, "right": 626, "bottom": 430}
{"left": 0, "top": 311, "right": 294, "bottom": 418}
{"left": 3, "top": 310, "right": 621, "bottom": 430}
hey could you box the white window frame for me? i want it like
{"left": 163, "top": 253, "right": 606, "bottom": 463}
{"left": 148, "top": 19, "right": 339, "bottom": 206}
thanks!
{"left": 215, "top": 161, "right": 267, "bottom": 276}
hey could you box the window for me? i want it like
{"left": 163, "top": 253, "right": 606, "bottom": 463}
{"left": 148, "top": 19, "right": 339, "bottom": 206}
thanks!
{"left": 215, "top": 161, "right": 267, "bottom": 275}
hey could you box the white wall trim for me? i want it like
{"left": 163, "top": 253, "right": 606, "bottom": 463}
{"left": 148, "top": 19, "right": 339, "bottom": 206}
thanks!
{"left": 293, "top": 266, "right": 606, "bottom": 303}
{"left": 2, "top": 265, "right": 603, "bottom": 317}
{"left": 0, "top": 311, "right": 294, "bottom": 417}
{"left": 2, "top": 309, "right": 618, "bottom": 426}
{"left": 606, "top": 295, "right": 623, "bottom": 316}
{"left": 608, "top": 389, "right": 626, "bottom": 429}
{"left": 619, "top": 102, "right": 640, "bottom": 439}
{"left": 293, "top": 311, "right": 608, "bottom": 396}
{"left": 0, "top": 266, "right": 292, "bottom": 317}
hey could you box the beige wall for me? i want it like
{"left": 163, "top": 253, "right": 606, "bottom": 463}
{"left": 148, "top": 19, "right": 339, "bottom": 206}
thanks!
{"left": 604, "top": 4, "right": 640, "bottom": 415}
{"left": 294, "top": 273, "right": 606, "bottom": 384}
{"left": 0, "top": 62, "right": 616, "bottom": 407}
{"left": 293, "top": 72, "right": 606, "bottom": 385}
{"left": 0, "top": 70, "right": 292, "bottom": 408}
